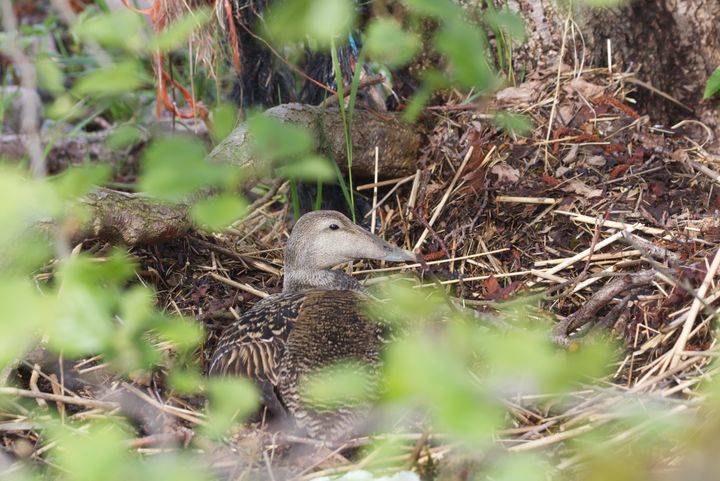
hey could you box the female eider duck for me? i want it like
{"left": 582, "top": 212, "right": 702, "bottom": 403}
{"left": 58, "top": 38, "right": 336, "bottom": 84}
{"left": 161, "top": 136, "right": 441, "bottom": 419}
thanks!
{"left": 209, "top": 210, "right": 416, "bottom": 439}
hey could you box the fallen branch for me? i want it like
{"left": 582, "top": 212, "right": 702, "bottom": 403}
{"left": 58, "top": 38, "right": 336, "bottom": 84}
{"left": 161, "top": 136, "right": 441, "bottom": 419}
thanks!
{"left": 71, "top": 104, "right": 420, "bottom": 245}
{"left": 1, "top": 130, "right": 147, "bottom": 174}
{"left": 0, "top": 386, "right": 118, "bottom": 410}
{"left": 211, "top": 103, "right": 421, "bottom": 179}
{"left": 75, "top": 188, "right": 191, "bottom": 246}
{"left": 553, "top": 270, "right": 657, "bottom": 340}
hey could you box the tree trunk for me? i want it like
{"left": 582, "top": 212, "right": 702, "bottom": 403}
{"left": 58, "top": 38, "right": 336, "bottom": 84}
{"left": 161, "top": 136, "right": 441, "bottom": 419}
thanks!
{"left": 508, "top": 0, "right": 720, "bottom": 149}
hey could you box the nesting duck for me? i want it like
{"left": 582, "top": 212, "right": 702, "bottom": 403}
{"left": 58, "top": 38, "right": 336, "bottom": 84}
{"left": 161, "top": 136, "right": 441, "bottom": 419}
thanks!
{"left": 209, "top": 210, "right": 416, "bottom": 439}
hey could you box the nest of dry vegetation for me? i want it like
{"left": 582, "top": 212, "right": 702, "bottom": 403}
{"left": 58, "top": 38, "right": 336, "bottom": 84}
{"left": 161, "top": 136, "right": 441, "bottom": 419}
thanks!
{"left": 5, "top": 64, "right": 720, "bottom": 479}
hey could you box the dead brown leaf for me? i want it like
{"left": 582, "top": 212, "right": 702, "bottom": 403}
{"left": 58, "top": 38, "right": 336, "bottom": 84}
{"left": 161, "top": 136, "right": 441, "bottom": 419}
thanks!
{"left": 560, "top": 179, "right": 603, "bottom": 198}
{"left": 495, "top": 81, "right": 543, "bottom": 108}
{"left": 489, "top": 162, "right": 521, "bottom": 187}
{"left": 565, "top": 79, "right": 606, "bottom": 99}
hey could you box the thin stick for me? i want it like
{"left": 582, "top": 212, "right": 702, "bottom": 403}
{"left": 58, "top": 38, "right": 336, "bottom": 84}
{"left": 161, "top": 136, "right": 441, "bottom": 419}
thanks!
{"left": 687, "top": 158, "right": 720, "bottom": 186}
{"left": 496, "top": 196, "right": 558, "bottom": 205}
{"left": 534, "top": 250, "right": 642, "bottom": 267}
{"left": 413, "top": 146, "right": 474, "bottom": 251}
{"left": 529, "top": 226, "right": 637, "bottom": 286}
{"left": 0, "top": 387, "right": 118, "bottom": 410}
{"left": 1, "top": 0, "right": 45, "bottom": 177}
{"left": 508, "top": 422, "right": 596, "bottom": 452}
{"left": 371, "top": 146, "right": 379, "bottom": 234}
{"left": 209, "top": 272, "right": 269, "bottom": 299}
{"left": 543, "top": 16, "right": 571, "bottom": 170}
{"left": 363, "top": 175, "right": 414, "bottom": 219}
{"left": 667, "top": 249, "right": 720, "bottom": 370}
{"left": 356, "top": 174, "right": 415, "bottom": 191}
{"left": 352, "top": 248, "right": 509, "bottom": 274}
{"left": 554, "top": 210, "right": 664, "bottom": 235}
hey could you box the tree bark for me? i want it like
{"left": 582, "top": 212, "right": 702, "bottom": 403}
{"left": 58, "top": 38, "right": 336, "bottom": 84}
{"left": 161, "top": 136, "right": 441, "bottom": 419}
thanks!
{"left": 76, "top": 188, "right": 191, "bottom": 246}
{"left": 66, "top": 104, "right": 421, "bottom": 246}
{"left": 507, "top": 0, "right": 720, "bottom": 149}
{"left": 211, "top": 103, "right": 421, "bottom": 179}
{"left": 1, "top": 131, "right": 146, "bottom": 176}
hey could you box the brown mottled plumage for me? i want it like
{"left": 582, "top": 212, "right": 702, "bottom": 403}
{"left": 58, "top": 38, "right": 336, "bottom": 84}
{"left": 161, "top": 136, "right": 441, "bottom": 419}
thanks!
{"left": 208, "top": 211, "right": 415, "bottom": 439}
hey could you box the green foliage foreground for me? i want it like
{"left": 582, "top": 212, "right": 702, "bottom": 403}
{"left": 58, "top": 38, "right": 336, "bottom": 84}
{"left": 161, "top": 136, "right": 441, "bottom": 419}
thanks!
{"left": 0, "top": 1, "right": 717, "bottom": 480}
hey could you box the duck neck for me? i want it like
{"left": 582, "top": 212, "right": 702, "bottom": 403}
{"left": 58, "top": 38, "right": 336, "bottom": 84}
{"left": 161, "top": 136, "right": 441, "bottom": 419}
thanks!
{"left": 283, "top": 267, "right": 364, "bottom": 293}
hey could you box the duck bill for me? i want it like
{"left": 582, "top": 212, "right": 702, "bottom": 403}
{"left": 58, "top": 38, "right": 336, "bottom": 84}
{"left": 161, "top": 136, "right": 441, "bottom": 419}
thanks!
{"left": 380, "top": 247, "right": 418, "bottom": 263}
{"left": 349, "top": 222, "right": 418, "bottom": 263}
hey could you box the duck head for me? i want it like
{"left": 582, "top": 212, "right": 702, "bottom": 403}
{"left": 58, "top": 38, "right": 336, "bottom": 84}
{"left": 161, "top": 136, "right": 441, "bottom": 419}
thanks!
{"left": 283, "top": 210, "right": 417, "bottom": 292}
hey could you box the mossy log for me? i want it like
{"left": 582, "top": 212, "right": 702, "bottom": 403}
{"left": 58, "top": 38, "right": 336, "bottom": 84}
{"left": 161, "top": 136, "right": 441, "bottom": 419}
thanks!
{"left": 68, "top": 105, "right": 421, "bottom": 246}
{"left": 211, "top": 103, "right": 421, "bottom": 179}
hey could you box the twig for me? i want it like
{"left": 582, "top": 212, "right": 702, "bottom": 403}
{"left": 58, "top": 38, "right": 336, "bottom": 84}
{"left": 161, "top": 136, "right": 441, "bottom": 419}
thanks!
{"left": 496, "top": 196, "right": 558, "bottom": 205}
{"left": 666, "top": 249, "right": 720, "bottom": 370}
{"left": 553, "top": 270, "right": 656, "bottom": 337}
{"left": 554, "top": 210, "right": 664, "bottom": 235}
{"left": 371, "top": 146, "right": 379, "bottom": 234}
{"left": 0, "top": 0, "right": 45, "bottom": 177}
{"left": 209, "top": 271, "right": 269, "bottom": 299}
{"left": 413, "top": 146, "right": 474, "bottom": 251}
{"left": 543, "top": 15, "right": 571, "bottom": 171}
{"left": 0, "top": 387, "right": 118, "bottom": 410}
{"left": 529, "top": 226, "right": 638, "bottom": 286}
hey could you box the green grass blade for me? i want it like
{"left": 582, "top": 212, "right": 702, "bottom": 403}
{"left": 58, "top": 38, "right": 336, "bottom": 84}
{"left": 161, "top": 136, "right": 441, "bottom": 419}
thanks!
{"left": 330, "top": 37, "right": 356, "bottom": 222}
{"left": 314, "top": 178, "right": 323, "bottom": 211}
{"left": 290, "top": 179, "right": 300, "bottom": 220}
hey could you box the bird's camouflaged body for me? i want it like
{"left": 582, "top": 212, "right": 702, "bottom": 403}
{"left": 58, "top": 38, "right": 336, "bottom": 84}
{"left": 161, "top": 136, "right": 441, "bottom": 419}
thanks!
{"left": 208, "top": 211, "right": 415, "bottom": 439}
{"left": 209, "top": 290, "right": 384, "bottom": 439}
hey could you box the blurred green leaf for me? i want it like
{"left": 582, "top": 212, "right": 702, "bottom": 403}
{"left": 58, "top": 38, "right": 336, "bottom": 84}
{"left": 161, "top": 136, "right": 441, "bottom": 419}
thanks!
{"left": 301, "top": 362, "right": 375, "bottom": 409}
{"left": 138, "top": 137, "right": 213, "bottom": 200}
{"left": 119, "top": 285, "right": 154, "bottom": 331}
{"left": 578, "top": 0, "right": 629, "bottom": 6}
{"left": 435, "top": 21, "right": 496, "bottom": 91}
{"left": 0, "top": 277, "right": 52, "bottom": 371}
{"left": 266, "top": 0, "right": 355, "bottom": 49}
{"left": 358, "top": 437, "right": 412, "bottom": 472}
{"left": 365, "top": 280, "right": 448, "bottom": 327}
{"left": 247, "top": 113, "right": 314, "bottom": 161}
{"left": 401, "top": 0, "right": 464, "bottom": 19}
{"left": 60, "top": 249, "right": 136, "bottom": 286}
{"left": 150, "top": 8, "right": 211, "bottom": 51}
{"left": 168, "top": 368, "right": 205, "bottom": 394}
{"left": 0, "top": 169, "right": 60, "bottom": 271}
{"left": 36, "top": 56, "right": 65, "bottom": 94}
{"left": 276, "top": 155, "right": 335, "bottom": 182}
{"left": 134, "top": 455, "right": 213, "bottom": 481}
{"left": 210, "top": 103, "right": 239, "bottom": 143}
{"left": 478, "top": 323, "right": 614, "bottom": 394}
{"left": 385, "top": 334, "right": 502, "bottom": 442}
{"left": 365, "top": 18, "right": 421, "bottom": 68}
{"left": 47, "top": 95, "right": 75, "bottom": 119}
{"left": 484, "top": 9, "right": 527, "bottom": 42}
{"left": 74, "top": 10, "right": 145, "bottom": 52}
{"left": 153, "top": 315, "right": 205, "bottom": 352}
{"left": 402, "top": 68, "right": 449, "bottom": 122}
{"left": 106, "top": 124, "right": 145, "bottom": 150}
{"left": 52, "top": 422, "right": 131, "bottom": 481}
{"left": 74, "top": 61, "right": 144, "bottom": 96}
{"left": 49, "top": 252, "right": 136, "bottom": 357}
{"left": 494, "top": 111, "right": 534, "bottom": 135}
{"left": 403, "top": 84, "right": 433, "bottom": 122}
{"left": 51, "top": 282, "right": 115, "bottom": 356}
{"left": 205, "top": 378, "right": 259, "bottom": 438}
{"left": 190, "top": 194, "right": 248, "bottom": 231}
{"left": 485, "top": 453, "right": 549, "bottom": 481}
{"left": 703, "top": 67, "right": 720, "bottom": 100}
{"left": 50, "top": 164, "right": 111, "bottom": 200}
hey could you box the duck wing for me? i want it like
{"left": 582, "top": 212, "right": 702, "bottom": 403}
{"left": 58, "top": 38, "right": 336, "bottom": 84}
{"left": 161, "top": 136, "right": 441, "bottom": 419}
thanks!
{"left": 208, "top": 291, "right": 308, "bottom": 383}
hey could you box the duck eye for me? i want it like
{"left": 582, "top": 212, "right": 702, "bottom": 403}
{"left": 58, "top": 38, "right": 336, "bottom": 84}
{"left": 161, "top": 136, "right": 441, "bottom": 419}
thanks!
{"left": 329, "top": 223, "right": 339, "bottom": 231}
